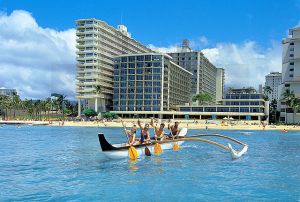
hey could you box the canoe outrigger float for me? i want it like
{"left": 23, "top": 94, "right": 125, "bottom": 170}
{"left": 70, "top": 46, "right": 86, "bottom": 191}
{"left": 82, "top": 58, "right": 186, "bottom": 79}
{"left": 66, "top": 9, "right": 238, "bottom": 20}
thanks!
{"left": 98, "top": 128, "right": 248, "bottom": 160}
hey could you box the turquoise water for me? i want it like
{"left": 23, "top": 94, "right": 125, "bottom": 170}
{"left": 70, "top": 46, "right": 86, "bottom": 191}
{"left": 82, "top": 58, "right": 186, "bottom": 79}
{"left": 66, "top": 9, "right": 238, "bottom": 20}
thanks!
{"left": 0, "top": 125, "right": 300, "bottom": 201}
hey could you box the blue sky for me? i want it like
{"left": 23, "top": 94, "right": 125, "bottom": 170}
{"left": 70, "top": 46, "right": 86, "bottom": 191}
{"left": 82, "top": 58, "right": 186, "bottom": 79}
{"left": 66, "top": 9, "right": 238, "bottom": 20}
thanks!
{"left": 2, "top": 0, "right": 299, "bottom": 47}
{"left": 0, "top": 0, "right": 299, "bottom": 99}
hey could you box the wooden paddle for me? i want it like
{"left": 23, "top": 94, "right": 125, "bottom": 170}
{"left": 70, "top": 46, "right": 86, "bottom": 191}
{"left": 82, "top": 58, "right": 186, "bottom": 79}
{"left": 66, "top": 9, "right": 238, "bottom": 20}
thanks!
{"left": 120, "top": 118, "right": 138, "bottom": 160}
{"left": 151, "top": 119, "right": 163, "bottom": 155}
{"left": 138, "top": 119, "right": 152, "bottom": 157}
{"left": 169, "top": 124, "right": 180, "bottom": 151}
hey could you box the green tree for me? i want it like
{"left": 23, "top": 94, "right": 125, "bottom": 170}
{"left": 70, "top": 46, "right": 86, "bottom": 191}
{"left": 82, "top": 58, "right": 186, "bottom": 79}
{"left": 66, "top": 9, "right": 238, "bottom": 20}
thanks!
{"left": 103, "top": 112, "right": 117, "bottom": 119}
{"left": 290, "top": 97, "right": 300, "bottom": 124}
{"left": 282, "top": 89, "right": 295, "bottom": 123}
{"left": 83, "top": 108, "right": 97, "bottom": 117}
{"left": 269, "top": 99, "right": 278, "bottom": 123}
{"left": 192, "top": 93, "right": 213, "bottom": 104}
{"left": 263, "top": 86, "right": 273, "bottom": 101}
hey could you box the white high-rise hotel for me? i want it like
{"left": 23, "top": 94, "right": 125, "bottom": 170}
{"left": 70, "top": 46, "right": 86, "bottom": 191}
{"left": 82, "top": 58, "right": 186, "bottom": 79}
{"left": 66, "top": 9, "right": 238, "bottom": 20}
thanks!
{"left": 76, "top": 19, "right": 151, "bottom": 115}
{"left": 265, "top": 72, "right": 282, "bottom": 102}
{"left": 280, "top": 25, "right": 300, "bottom": 123}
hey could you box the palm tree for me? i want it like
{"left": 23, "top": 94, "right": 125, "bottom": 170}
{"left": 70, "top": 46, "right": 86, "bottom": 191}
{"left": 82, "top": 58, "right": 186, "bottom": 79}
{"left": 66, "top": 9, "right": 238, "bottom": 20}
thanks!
{"left": 290, "top": 97, "right": 300, "bottom": 124}
{"left": 282, "top": 88, "right": 295, "bottom": 123}
{"left": 12, "top": 93, "right": 21, "bottom": 119}
{"left": 270, "top": 99, "right": 277, "bottom": 123}
{"left": 0, "top": 95, "right": 10, "bottom": 120}
{"left": 263, "top": 86, "right": 273, "bottom": 101}
{"left": 94, "top": 85, "right": 102, "bottom": 95}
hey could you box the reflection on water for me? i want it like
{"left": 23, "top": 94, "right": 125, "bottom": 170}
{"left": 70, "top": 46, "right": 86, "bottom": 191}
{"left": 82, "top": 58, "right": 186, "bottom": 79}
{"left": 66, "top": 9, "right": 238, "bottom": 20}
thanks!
{"left": 128, "top": 159, "right": 139, "bottom": 172}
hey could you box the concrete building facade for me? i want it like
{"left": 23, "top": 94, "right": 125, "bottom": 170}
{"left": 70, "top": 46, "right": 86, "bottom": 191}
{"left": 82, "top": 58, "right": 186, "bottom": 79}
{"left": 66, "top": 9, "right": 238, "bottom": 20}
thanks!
{"left": 280, "top": 26, "right": 300, "bottom": 123}
{"left": 168, "top": 41, "right": 218, "bottom": 99}
{"left": 265, "top": 72, "right": 282, "bottom": 102}
{"left": 111, "top": 53, "right": 192, "bottom": 116}
{"left": 75, "top": 19, "right": 152, "bottom": 115}
{"left": 0, "top": 88, "right": 17, "bottom": 97}
{"left": 216, "top": 68, "right": 225, "bottom": 101}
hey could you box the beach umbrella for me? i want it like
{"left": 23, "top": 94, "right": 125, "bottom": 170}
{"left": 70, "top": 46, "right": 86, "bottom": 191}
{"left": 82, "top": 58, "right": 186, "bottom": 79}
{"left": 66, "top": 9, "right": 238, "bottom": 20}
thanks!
{"left": 223, "top": 117, "right": 228, "bottom": 120}
{"left": 229, "top": 117, "right": 234, "bottom": 120}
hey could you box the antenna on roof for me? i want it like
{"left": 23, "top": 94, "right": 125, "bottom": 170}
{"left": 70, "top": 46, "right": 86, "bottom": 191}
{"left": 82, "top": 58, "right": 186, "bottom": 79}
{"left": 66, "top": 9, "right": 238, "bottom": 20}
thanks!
{"left": 120, "top": 13, "right": 123, "bottom": 25}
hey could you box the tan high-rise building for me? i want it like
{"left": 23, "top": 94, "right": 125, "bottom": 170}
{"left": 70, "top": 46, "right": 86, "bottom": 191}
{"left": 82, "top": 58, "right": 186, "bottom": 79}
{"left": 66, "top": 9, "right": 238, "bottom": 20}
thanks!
{"left": 76, "top": 19, "right": 152, "bottom": 115}
{"left": 168, "top": 40, "right": 218, "bottom": 99}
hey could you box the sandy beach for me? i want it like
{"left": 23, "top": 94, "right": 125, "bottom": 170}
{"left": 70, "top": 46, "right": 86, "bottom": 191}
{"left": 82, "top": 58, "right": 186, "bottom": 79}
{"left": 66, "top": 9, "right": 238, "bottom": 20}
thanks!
{"left": 1, "top": 119, "right": 299, "bottom": 131}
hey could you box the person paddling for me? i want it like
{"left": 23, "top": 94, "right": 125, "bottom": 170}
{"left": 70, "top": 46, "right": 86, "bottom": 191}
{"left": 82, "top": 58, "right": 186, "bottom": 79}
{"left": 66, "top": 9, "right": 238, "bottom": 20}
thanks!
{"left": 121, "top": 119, "right": 137, "bottom": 146}
{"left": 150, "top": 118, "right": 165, "bottom": 140}
{"left": 167, "top": 121, "right": 180, "bottom": 139}
{"left": 137, "top": 119, "right": 151, "bottom": 144}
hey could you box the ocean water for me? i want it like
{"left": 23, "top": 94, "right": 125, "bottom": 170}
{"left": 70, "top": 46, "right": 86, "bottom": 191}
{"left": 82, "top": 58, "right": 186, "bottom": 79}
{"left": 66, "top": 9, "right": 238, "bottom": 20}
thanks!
{"left": 0, "top": 125, "right": 300, "bottom": 201}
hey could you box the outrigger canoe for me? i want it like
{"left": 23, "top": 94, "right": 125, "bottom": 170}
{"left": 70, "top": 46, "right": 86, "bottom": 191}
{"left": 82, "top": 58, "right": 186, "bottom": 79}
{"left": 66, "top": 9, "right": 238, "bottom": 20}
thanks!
{"left": 98, "top": 128, "right": 188, "bottom": 159}
{"left": 98, "top": 128, "right": 248, "bottom": 160}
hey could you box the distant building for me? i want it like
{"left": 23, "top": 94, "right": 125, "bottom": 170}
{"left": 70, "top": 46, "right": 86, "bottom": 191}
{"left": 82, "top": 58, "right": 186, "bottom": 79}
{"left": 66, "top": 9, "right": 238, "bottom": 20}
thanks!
{"left": 168, "top": 40, "right": 218, "bottom": 99}
{"left": 258, "top": 84, "right": 263, "bottom": 94}
{"left": 0, "top": 88, "right": 17, "bottom": 97}
{"left": 178, "top": 87, "right": 268, "bottom": 121}
{"left": 280, "top": 25, "right": 300, "bottom": 123}
{"left": 264, "top": 72, "right": 282, "bottom": 102}
{"left": 111, "top": 53, "right": 192, "bottom": 118}
{"left": 216, "top": 68, "right": 225, "bottom": 101}
{"left": 75, "top": 19, "right": 152, "bottom": 115}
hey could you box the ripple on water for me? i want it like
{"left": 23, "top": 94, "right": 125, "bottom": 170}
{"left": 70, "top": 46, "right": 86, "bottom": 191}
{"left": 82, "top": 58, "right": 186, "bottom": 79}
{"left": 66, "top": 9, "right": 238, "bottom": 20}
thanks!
{"left": 0, "top": 126, "right": 300, "bottom": 201}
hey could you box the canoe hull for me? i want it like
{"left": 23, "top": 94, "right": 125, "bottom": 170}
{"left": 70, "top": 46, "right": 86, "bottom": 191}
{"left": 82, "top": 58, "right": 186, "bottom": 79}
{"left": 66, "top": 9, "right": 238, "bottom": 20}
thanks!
{"left": 98, "top": 128, "right": 188, "bottom": 160}
{"left": 102, "top": 141, "right": 185, "bottom": 159}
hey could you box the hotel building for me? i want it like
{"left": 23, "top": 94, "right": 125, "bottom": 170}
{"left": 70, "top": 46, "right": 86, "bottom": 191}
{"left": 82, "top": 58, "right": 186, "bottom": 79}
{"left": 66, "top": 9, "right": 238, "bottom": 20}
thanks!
{"left": 75, "top": 19, "right": 152, "bottom": 115}
{"left": 264, "top": 72, "right": 282, "bottom": 102}
{"left": 216, "top": 68, "right": 225, "bottom": 102}
{"left": 111, "top": 53, "right": 192, "bottom": 117}
{"left": 0, "top": 88, "right": 17, "bottom": 97}
{"left": 280, "top": 25, "right": 300, "bottom": 123}
{"left": 168, "top": 40, "right": 218, "bottom": 99}
{"left": 177, "top": 88, "right": 268, "bottom": 121}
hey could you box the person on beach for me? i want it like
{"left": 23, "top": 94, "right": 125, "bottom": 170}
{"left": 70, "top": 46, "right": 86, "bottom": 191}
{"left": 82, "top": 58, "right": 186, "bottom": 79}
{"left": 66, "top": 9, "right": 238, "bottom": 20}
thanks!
{"left": 150, "top": 118, "right": 165, "bottom": 140}
{"left": 167, "top": 121, "right": 180, "bottom": 139}
{"left": 137, "top": 119, "right": 151, "bottom": 143}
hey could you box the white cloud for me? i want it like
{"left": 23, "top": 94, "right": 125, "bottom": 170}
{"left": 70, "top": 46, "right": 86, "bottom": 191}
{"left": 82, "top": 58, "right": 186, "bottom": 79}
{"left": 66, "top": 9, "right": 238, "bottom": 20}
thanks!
{"left": 0, "top": 10, "right": 76, "bottom": 100}
{"left": 148, "top": 44, "right": 179, "bottom": 53}
{"left": 149, "top": 39, "right": 282, "bottom": 90}
{"left": 202, "top": 41, "right": 282, "bottom": 89}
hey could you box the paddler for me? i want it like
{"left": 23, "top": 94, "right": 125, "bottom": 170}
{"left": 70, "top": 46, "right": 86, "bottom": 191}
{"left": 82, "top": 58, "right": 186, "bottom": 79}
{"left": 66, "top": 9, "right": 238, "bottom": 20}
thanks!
{"left": 124, "top": 124, "right": 137, "bottom": 146}
{"left": 150, "top": 118, "right": 165, "bottom": 140}
{"left": 167, "top": 121, "right": 180, "bottom": 139}
{"left": 137, "top": 119, "right": 151, "bottom": 143}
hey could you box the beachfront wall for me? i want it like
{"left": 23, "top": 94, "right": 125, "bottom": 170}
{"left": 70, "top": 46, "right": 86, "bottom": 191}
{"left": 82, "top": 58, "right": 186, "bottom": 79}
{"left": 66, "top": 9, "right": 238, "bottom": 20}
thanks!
{"left": 109, "top": 110, "right": 265, "bottom": 121}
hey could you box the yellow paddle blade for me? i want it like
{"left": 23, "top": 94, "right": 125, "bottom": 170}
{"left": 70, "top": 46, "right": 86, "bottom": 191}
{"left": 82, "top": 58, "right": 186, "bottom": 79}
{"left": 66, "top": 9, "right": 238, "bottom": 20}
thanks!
{"left": 154, "top": 143, "right": 162, "bottom": 155}
{"left": 173, "top": 143, "right": 180, "bottom": 151}
{"left": 128, "top": 146, "right": 138, "bottom": 160}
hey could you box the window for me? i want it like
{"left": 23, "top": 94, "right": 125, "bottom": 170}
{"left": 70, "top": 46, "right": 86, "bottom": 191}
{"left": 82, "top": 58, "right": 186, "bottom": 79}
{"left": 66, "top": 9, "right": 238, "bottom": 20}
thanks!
{"left": 137, "top": 62, "right": 144, "bottom": 68}
{"left": 137, "top": 55, "right": 144, "bottom": 61}
{"left": 121, "top": 57, "right": 127, "bottom": 62}
{"left": 114, "top": 64, "right": 119, "bottom": 69}
{"left": 285, "top": 84, "right": 290, "bottom": 87}
{"left": 128, "top": 56, "right": 135, "bottom": 62}
{"left": 145, "top": 55, "right": 151, "bottom": 61}
{"left": 129, "top": 63, "right": 135, "bottom": 68}
{"left": 153, "top": 55, "right": 162, "bottom": 61}
{"left": 290, "top": 42, "right": 294, "bottom": 45}
{"left": 290, "top": 54, "right": 294, "bottom": 57}
{"left": 289, "top": 74, "right": 294, "bottom": 77}
{"left": 121, "top": 63, "right": 127, "bottom": 69}
{"left": 290, "top": 68, "right": 294, "bottom": 71}
{"left": 290, "top": 62, "right": 294, "bottom": 65}
{"left": 153, "top": 62, "right": 161, "bottom": 67}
